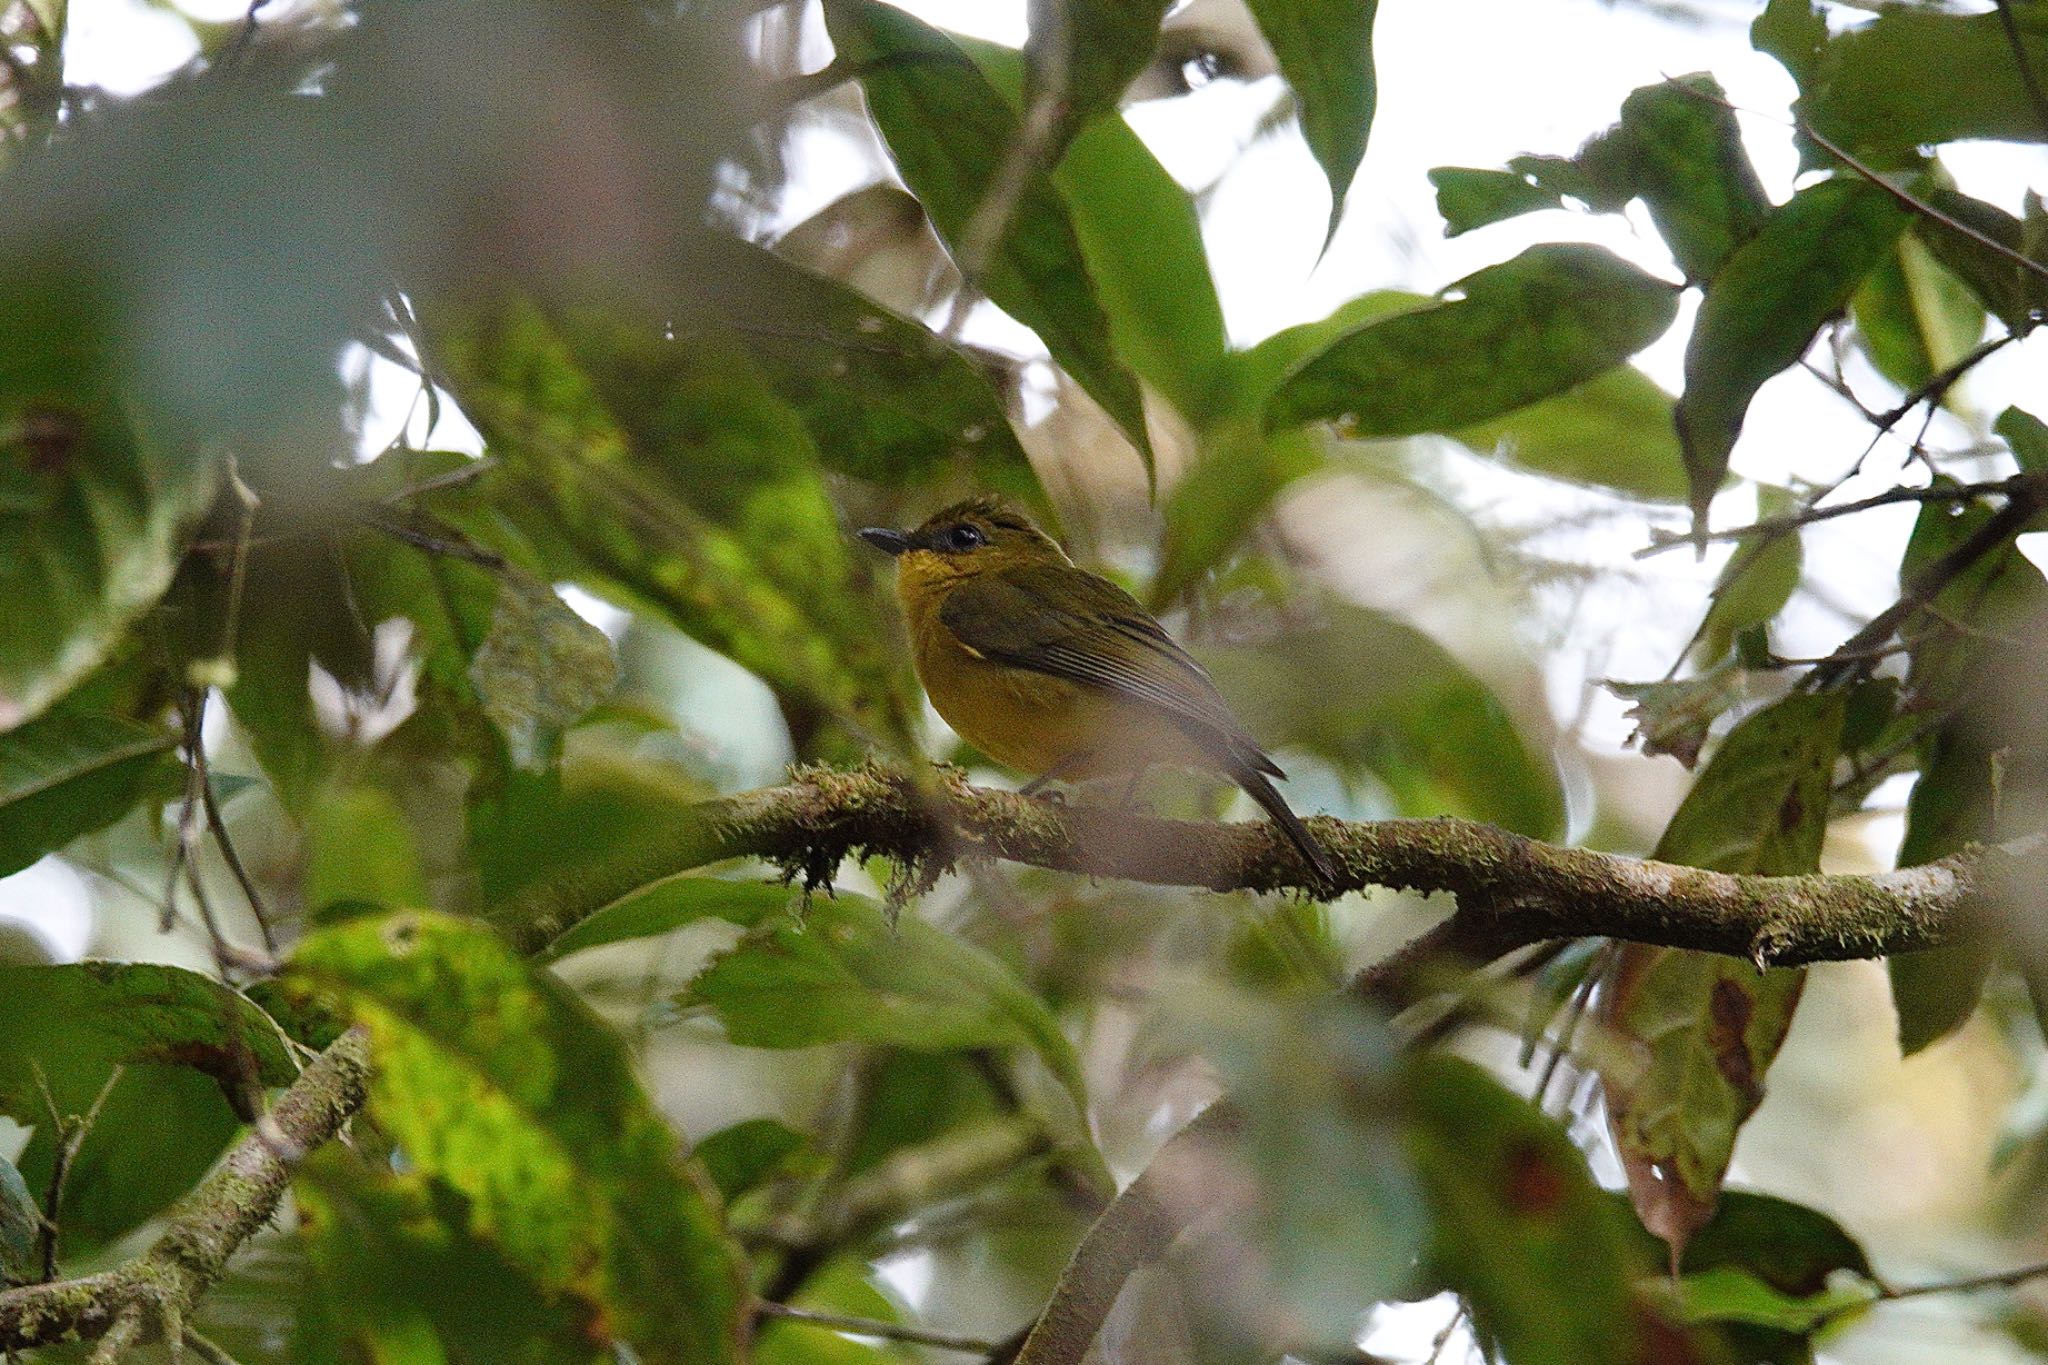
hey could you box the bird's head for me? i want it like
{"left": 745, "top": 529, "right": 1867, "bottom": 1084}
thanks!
{"left": 858, "top": 496, "right": 1068, "bottom": 595}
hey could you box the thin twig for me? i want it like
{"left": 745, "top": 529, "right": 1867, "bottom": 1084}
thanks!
{"left": 1992, "top": 0, "right": 2048, "bottom": 140}
{"left": 1638, "top": 472, "right": 2043, "bottom": 558}
{"left": 197, "top": 756, "right": 276, "bottom": 955}
{"left": 180, "top": 1330, "right": 248, "bottom": 1365}
{"left": 755, "top": 1300, "right": 1001, "bottom": 1355}
{"left": 37, "top": 1066, "right": 124, "bottom": 1283}
{"left": 1881, "top": 1258, "right": 2048, "bottom": 1302}
{"left": 1806, "top": 475, "right": 2048, "bottom": 687}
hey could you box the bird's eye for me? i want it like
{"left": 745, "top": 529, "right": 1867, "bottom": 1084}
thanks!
{"left": 943, "top": 523, "right": 987, "bottom": 552}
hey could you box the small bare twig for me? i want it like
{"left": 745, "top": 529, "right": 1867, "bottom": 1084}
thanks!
{"left": 36, "top": 1065, "right": 125, "bottom": 1283}
{"left": 1638, "top": 472, "right": 2044, "bottom": 558}
{"left": 755, "top": 1300, "right": 1001, "bottom": 1355}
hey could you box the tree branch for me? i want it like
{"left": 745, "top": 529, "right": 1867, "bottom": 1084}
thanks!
{"left": 0, "top": 1029, "right": 371, "bottom": 1355}
{"left": 495, "top": 763, "right": 2042, "bottom": 970}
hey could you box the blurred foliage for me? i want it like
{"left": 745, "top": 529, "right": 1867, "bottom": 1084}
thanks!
{"left": 1, "top": 0, "right": 2045, "bottom": 1361}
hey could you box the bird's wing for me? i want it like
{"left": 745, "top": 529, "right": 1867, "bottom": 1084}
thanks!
{"left": 937, "top": 564, "right": 1281, "bottom": 776}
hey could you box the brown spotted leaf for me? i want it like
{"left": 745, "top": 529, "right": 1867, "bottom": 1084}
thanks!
{"left": 1602, "top": 692, "right": 1844, "bottom": 1259}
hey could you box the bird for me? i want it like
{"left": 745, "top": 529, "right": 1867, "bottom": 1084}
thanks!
{"left": 858, "top": 495, "right": 1339, "bottom": 885}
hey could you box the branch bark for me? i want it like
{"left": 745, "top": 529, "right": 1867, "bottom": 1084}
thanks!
{"left": 495, "top": 762, "right": 2041, "bottom": 969}
{"left": 0, "top": 1028, "right": 371, "bottom": 1355}
{"left": 5, "top": 762, "right": 2038, "bottom": 1356}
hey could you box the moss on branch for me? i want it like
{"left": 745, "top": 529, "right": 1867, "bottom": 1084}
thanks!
{"left": 0, "top": 1028, "right": 372, "bottom": 1355}
{"left": 497, "top": 761, "right": 2035, "bottom": 969}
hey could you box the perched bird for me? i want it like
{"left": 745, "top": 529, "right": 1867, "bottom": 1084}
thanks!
{"left": 858, "top": 496, "right": 1338, "bottom": 884}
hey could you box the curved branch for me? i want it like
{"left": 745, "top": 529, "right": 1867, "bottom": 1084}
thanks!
{"left": 0, "top": 1028, "right": 372, "bottom": 1355}
{"left": 496, "top": 762, "right": 2039, "bottom": 969}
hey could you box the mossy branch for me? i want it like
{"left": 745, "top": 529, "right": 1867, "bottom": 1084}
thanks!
{"left": 5, "top": 762, "right": 2036, "bottom": 1356}
{"left": 496, "top": 761, "right": 2038, "bottom": 969}
{"left": 0, "top": 1028, "right": 371, "bottom": 1356}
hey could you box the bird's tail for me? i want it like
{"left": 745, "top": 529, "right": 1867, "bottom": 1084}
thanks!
{"left": 1234, "top": 765, "right": 1340, "bottom": 887}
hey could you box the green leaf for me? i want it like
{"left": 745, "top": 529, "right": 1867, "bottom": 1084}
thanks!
{"left": 1243, "top": 0, "right": 1381, "bottom": 243}
{"left": 536, "top": 876, "right": 796, "bottom": 963}
{"left": 431, "top": 295, "right": 921, "bottom": 758}
{"left": 1608, "top": 664, "right": 1744, "bottom": 768}
{"left": 1884, "top": 489, "right": 2048, "bottom": 1053}
{"left": 293, "top": 1149, "right": 607, "bottom": 1365}
{"left": 1910, "top": 187, "right": 2048, "bottom": 331}
{"left": 1053, "top": 109, "right": 1231, "bottom": 426}
{"left": 302, "top": 783, "right": 430, "bottom": 919}
{"left": 1657, "top": 1265, "right": 1876, "bottom": 1335}
{"left": 757, "top": 1258, "right": 920, "bottom": 1365}
{"left": 0, "top": 1152, "right": 36, "bottom": 1284}
{"left": 1606, "top": 694, "right": 1844, "bottom": 1256}
{"left": 692, "top": 232, "right": 1033, "bottom": 489}
{"left": 1229, "top": 289, "right": 1426, "bottom": 416}
{"left": 469, "top": 574, "right": 618, "bottom": 764}
{"left": 1265, "top": 244, "right": 1677, "bottom": 437}
{"left": 683, "top": 892, "right": 1089, "bottom": 1117}
{"left": 1027, "top": 0, "right": 1172, "bottom": 156}
{"left": 1429, "top": 166, "right": 1565, "bottom": 237}
{"left": 1657, "top": 691, "right": 1844, "bottom": 878}
{"left": 0, "top": 356, "right": 218, "bottom": 728}
{"left": 1677, "top": 178, "right": 1909, "bottom": 524}
{"left": 0, "top": 702, "right": 178, "bottom": 877}
{"left": 826, "top": 0, "right": 1152, "bottom": 459}
{"left": 965, "top": 34, "right": 1232, "bottom": 426}
{"left": 1206, "top": 601, "right": 1565, "bottom": 838}
{"left": 1407, "top": 1054, "right": 1666, "bottom": 1365}
{"left": 1751, "top": 0, "right": 1827, "bottom": 89}
{"left": 1594, "top": 75, "right": 1770, "bottom": 284}
{"left": 1802, "top": 4, "right": 2048, "bottom": 157}
{"left": 287, "top": 911, "right": 749, "bottom": 1365}
{"left": 1451, "top": 364, "right": 1689, "bottom": 503}
{"left": 1998, "top": 406, "right": 2048, "bottom": 473}
{"left": 1169, "top": 988, "right": 1427, "bottom": 1347}
{"left": 1152, "top": 425, "right": 1322, "bottom": 604}
{"left": 1696, "top": 489, "right": 1802, "bottom": 665}
{"left": 1678, "top": 1189, "right": 1875, "bottom": 1289}
{"left": 0, "top": 962, "right": 295, "bottom": 1253}
{"left": 1851, "top": 233, "right": 1987, "bottom": 395}
{"left": 692, "top": 1117, "right": 809, "bottom": 1203}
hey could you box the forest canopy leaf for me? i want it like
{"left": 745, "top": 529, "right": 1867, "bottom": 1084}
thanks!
{"left": 432, "top": 294, "right": 920, "bottom": 757}
{"left": 1407, "top": 1055, "right": 1667, "bottom": 1365}
{"left": 0, "top": 703, "right": 178, "bottom": 877}
{"left": 1603, "top": 694, "right": 1844, "bottom": 1258}
{"left": 287, "top": 911, "right": 749, "bottom": 1365}
{"left": 293, "top": 1150, "right": 608, "bottom": 1365}
{"left": 1206, "top": 602, "right": 1565, "bottom": 838}
{"left": 826, "top": 0, "right": 1151, "bottom": 458}
{"left": 1265, "top": 244, "right": 1677, "bottom": 437}
{"left": 1595, "top": 74, "right": 1769, "bottom": 283}
{"left": 1676, "top": 178, "right": 1910, "bottom": 524}
{"left": 682, "top": 892, "right": 1089, "bottom": 1115}
{"left": 1027, "top": 0, "right": 1172, "bottom": 156}
{"left": 1801, "top": 4, "right": 2048, "bottom": 156}
{"left": 694, "top": 232, "right": 1031, "bottom": 488}
{"left": 1451, "top": 365, "right": 1689, "bottom": 503}
{"left": 1243, "top": 0, "right": 1381, "bottom": 243}
{"left": 0, "top": 962, "right": 295, "bottom": 1253}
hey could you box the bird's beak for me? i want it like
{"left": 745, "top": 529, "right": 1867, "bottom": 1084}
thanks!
{"left": 857, "top": 527, "right": 912, "bottom": 556}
